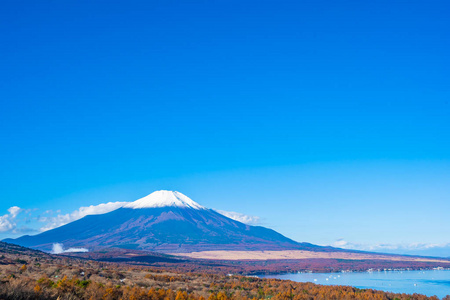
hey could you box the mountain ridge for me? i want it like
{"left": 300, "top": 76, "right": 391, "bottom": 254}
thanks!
{"left": 4, "top": 191, "right": 325, "bottom": 253}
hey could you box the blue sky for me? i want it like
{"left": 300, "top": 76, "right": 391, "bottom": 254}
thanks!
{"left": 1, "top": 0, "right": 449, "bottom": 255}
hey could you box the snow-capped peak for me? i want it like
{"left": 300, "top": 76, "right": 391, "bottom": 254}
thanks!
{"left": 123, "top": 190, "right": 205, "bottom": 210}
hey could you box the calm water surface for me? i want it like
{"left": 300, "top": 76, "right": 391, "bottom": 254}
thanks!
{"left": 260, "top": 270, "right": 450, "bottom": 299}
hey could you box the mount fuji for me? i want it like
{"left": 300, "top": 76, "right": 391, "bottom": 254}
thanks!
{"left": 5, "top": 191, "right": 322, "bottom": 253}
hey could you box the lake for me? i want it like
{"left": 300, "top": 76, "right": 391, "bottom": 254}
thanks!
{"left": 259, "top": 269, "right": 450, "bottom": 299}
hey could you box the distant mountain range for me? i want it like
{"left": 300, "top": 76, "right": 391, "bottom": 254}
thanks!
{"left": 4, "top": 191, "right": 328, "bottom": 253}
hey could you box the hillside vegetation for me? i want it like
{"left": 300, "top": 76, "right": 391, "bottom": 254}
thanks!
{"left": 1, "top": 242, "right": 448, "bottom": 300}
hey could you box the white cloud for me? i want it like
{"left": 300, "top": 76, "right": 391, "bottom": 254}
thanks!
{"left": 51, "top": 243, "right": 88, "bottom": 254}
{"left": 3, "top": 199, "right": 261, "bottom": 236}
{"left": 51, "top": 243, "right": 64, "bottom": 254}
{"left": 0, "top": 215, "right": 15, "bottom": 232}
{"left": 330, "top": 239, "right": 404, "bottom": 251}
{"left": 8, "top": 206, "right": 22, "bottom": 218}
{"left": 329, "top": 239, "right": 450, "bottom": 255}
{"left": 0, "top": 206, "right": 22, "bottom": 232}
{"left": 38, "top": 202, "right": 261, "bottom": 232}
{"left": 332, "top": 239, "right": 349, "bottom": 248}
{"left": 216, "top": 210, "right": 260, "bottom": 225}
{"left": 40, "top": 201, "right": 128, "bottom": 231}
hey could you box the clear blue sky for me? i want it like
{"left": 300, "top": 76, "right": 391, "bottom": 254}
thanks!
{"left": 1, "top": 0, "right": 449, "bottom": 253}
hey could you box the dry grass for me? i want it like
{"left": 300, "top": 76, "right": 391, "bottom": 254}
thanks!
{"left": 171, "top": 250, "right": 450, "bottom": 263}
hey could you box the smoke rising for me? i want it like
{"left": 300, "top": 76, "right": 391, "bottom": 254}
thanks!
{"left": 51, "top": 243, "right": 88, "bottom": 254}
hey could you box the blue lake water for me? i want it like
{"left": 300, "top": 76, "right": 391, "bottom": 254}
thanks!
{"left": 259, "top": 269, "right": 450, "bottom": 299}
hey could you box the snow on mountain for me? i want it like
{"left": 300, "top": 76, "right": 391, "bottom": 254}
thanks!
{"left": 123, "top": 190, "right": 205, "bottom": 210}
{"left": 4, "top": 190, "right": 321, "bottom": 253}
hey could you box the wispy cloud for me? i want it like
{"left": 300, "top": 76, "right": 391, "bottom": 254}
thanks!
{"left": 3, "top": 200, "right": 262, "bottom": 236}
{"left": 38, "top": 204, "right": 261, "bottom": 231}
{"left": 329, "top": 238, "right": 450, "bottom": 256}
{"left": 39, "top": 202, "right": 128, "bottom": 231}
{"left": 216, "top": 210, "right": 260, "bottom": 225}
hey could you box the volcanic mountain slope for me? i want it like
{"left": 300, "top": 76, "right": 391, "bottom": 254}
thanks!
{"left": 5, "top": 191, "right": 324, "bottom": 253}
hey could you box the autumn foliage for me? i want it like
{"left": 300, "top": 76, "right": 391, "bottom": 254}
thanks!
{"left": 0, "top": 242, "right": 446, "bottom": 300}
{"left": 0, "top": 272, "right": 443, "bottom": 300}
